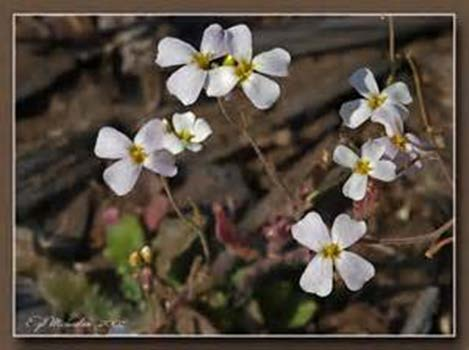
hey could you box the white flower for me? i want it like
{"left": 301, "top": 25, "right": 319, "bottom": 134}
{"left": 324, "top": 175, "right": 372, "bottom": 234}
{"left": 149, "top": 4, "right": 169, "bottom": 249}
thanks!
{"left": 374, "top": 115, "right": 425, "bottom": 169}
{"left": 155, "top": 23, "right": 226, "bottom": 106}
{"left": 206, "top": 24, "right": 291, "bottom": 110}
{"left": 163, "top": 111, "right": 213, "bottom": 155}
{"left": 339, "top": 67, "right": 412, "bottom": 133}
{"left": 94, "top": 119, "right": 177, "bottom": 196}
{"left": 291, "top": 212, "right": 375, "bottom": 297}
{"left": 333, "top": 140, "right": 397, "bottom": 201}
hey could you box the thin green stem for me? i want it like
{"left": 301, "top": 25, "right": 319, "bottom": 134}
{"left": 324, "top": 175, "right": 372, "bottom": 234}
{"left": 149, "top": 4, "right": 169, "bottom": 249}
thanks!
{"left": 216, "top": 98, "right": 295, "bottom": 203}
{"left": 363, "top": 218, "right": 453, "bottom": 246}
{"left": 387, "top": 15, "right": 396, "bottom": 84}
{"left": 159, "top": 176, "right": 210, "bottom": 262}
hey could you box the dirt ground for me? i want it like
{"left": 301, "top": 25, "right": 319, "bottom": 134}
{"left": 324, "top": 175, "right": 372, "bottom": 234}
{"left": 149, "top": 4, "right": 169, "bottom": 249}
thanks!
{"left": 15, "top": 15, "right": 454, "bottom": 335}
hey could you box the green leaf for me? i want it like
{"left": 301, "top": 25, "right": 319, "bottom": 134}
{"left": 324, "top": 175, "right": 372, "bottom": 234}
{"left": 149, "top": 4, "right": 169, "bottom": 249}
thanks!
{"left": 254, "top": 279, "right": 318, "bottom": 331}
{"left": 37, "top": 265, "right": 124, "bottom": 321}
{"left": 37, "top": 265, "right": 92, "bottom": 317}
{"left": 287, "top": 299, "right": 317, "bottom": 328}
{"left": 121, "top": 273, "right": 142, "bottom": 302}
{"left": 82, "top": 286, "right": 122, "bottom": 321}
{"left": 104, "top": 215, "right": 144, "bottom": 270}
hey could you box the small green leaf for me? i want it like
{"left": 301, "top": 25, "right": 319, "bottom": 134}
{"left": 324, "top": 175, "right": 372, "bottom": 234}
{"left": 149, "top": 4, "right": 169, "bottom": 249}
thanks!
{"left": 287, "top": 299, "right": 317, "bottom": 328}
{"left": 37, "top": 265, "right": 92, "bottom": 317}
{"left": 121, "top": 273, "right": 142, "bottom": 302}
{"left": 104, "top": 215, "right": 144, "bottom": 269}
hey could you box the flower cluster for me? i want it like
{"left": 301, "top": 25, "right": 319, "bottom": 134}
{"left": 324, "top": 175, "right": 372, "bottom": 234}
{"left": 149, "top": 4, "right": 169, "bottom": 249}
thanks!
{"left": 94, "top": 112, "right": 212, "bottom": 196}
{"left": 93, "top": 24, "right": 429, "bottom": 300}
{"left": 95, "top": 23, "right": 290, "bottom": 197}
{"left": 335, "top": 67, "right": 424, "bottom": 201}
{"left": 95, "top": 24, "right": 291, "bottom": 196}
{"left": 292, "top": 68, "right": 426, "bottom": 297}
{"left": 94, "top": 119, "right": 177, "bottom": 196}
{"left": 155, "top": 23, "right": 291, "bottom": 110}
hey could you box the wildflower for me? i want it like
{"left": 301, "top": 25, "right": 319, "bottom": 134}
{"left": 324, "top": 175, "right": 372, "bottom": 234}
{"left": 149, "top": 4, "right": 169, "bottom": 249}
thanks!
{"left": 333, "top": 140, "right": 397, "bottom": 201}
{"left": 155, "top": 23, "right": 226, "bottom": 105}
{"left": 374, "top": 117, "right": 426, "bottom": 170}
{"left": 162, "top": 111, "right": 213, "bottom": 154}
{"left": 94, "top": 119, "right": 177, "bottom": 196}
{"left": 206, "top": 24, "right": 291, "bottom": 110}
{"left": 291, "top": 211, "right": 375, "bottom": 297}
{"left": 339, "top": 67, "right": 412, "bottom": 133}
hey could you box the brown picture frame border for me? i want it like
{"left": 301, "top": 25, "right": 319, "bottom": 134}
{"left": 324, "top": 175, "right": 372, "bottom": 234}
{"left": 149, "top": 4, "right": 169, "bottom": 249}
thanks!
{"left": 2, "top": 1, "right": 468, "bottom": 349}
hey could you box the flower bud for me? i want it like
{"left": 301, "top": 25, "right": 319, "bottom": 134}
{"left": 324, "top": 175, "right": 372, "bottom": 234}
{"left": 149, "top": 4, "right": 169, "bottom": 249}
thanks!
{"left": 128, "top": 251, "right": 141, "bottom": 267}
{"left": 140, "top": 245, "right": 152, "bottom": 264}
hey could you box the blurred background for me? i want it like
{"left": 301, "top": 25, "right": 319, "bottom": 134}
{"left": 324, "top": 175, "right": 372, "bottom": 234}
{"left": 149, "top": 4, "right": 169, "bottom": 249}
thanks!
{"left": 15, "top": 15, "right": 454, "bottom": 335}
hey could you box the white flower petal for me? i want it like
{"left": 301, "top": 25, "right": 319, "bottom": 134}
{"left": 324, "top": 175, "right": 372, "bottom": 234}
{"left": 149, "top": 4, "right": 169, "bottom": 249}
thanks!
{"left": 191, "top": 118, "right": 212, "bottom": 143}
{"left": 144, "top": 151, "right": 177, "bottom": 177}
{"left": 331, "top": 214, "right": 367, "bottom": 249}
{"left": 252, "top": 48, "right": 291, "bottom": 77}
{"left": 383, "top": 82, "right": 412, "bottom": 105}
{"left": 134, "top": 118, "right": 165, "bottom": 152}
{"left": 186, "top": 143, "right": 203, "bottom": 152}
{"left": 394, "top": 102, "right": 409, "bottom": 118}
{"left": 335, "top": 251, "right": 375, "bottom": 292}
{"left": 241, "top": 73, "right": 280, "bottom": 110}
{"left": 172, "top": 111, "right": 196, "bottom": 134}
{"left": 200, "top": 23, "right": 226, "bottom": 58}
{"left": 333, "top": 145, "right": 359, "bottom": 169}
{"left": 166, "top": 64, "right": 207, "bottom": 105}
{"left": 339, "top": 99, "right": 373, "bottom": 129}
{"left": 374, "top": 136, "right": 399, "bottom": 159}
{"left": 291, "top": 211, "right": 331, "bottom": 252}
{"left": 406, "top": 133, "right": 426, "bottom": 153}
{"left": 361, "top": 139, "right": 385, "bottom": 162}
{"left": 343, "top": 173, "right": 368, "bottom": 201}
{"left": 94, "top": 127, "right": 132, "bottom": 159}
{"left": 155, "top": 37, "right": 196, "bottom": 67}
{"left": 103, "top": 157, "right": 141, "bottom": 196}
{"left": 349, "top": 68, "right": 380, "bottom": 98}
{"left": 299, "top": 255, "right": 333, "bottom": 297}
{"left": 370, "top": 160, "right": 396, "bottom": 182}
{"left": 206, "top": 66, "right": 239, "bottom": 97}
{"left": 226, "top": 24, "right": 252, "bottom": 62}
{"left": 163, "top": 133, "right": 184, "bottom": 155}
{"left": 371, "top": 103, "right": 405, "bottom": 135}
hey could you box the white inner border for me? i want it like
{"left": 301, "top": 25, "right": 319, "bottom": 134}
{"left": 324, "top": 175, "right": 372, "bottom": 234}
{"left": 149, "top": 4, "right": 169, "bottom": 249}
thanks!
{"left": 12, "top": 12, "right": 457, "bottom": 339}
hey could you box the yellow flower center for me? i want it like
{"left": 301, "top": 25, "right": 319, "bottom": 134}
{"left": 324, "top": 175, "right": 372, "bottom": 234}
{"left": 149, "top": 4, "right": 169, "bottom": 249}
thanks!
{"left": 192, "top": 52, "right": 212, "bottom": 70}
{"left": 177, "top": 129, "right": 194, "bottom": 143}
{"left": 129, "top": 144, "right": 147, "bottom": 164}
{"left": 367, "top": 93, "right": 387, "bottom": 110}
{"left": 354, "top": 158, "right": 372, "bottom": 175}
{"left": 321, "top": 243, "right": 342, "bottom": 259}
{"left": 222, "top": 55, "right": 255, "bottom": 82}
{"left": 391, "top": 134, "right": 408, "bottom": 151}
{"left": 234, "top": 59, "right": 255, "bottom": 82}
